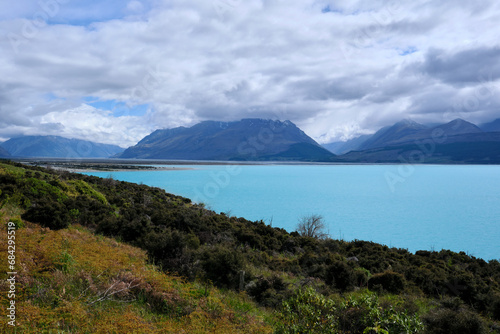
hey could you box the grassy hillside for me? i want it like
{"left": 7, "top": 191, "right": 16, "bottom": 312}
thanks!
{"left": 0, "top": 218, "right": 271, "bottom": 333}
{"left": 1, "top": 160, "right": 500, "bottom": 333}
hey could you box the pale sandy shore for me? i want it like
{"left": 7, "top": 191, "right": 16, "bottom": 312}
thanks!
{"left": 12, "top": 158, "right": 282, "bottom": 173}
{"left": 52, "top": 166, "right": 194, "bottom": 173}
{"left": 12, "top": 159, "right": 198, "bottom": 172}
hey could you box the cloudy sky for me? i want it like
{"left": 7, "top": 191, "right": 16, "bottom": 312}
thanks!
{"left": 1, "top": 0, "right": 500, "bottom": 147}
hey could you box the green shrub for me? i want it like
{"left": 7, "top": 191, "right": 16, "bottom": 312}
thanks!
{"left": 67, "top": 179, "right": 108, "bottom": 204}
{"left": 326, "top": 260, "right": 356, "bottom": 291}
{"left": 25, "top": 177, "right": 66, "bottom": 202}
{"left": 489, "top": 293, "right": 500, "bottom": 321}
{"left": 2, "top": 191, "right": 31, "bottom": 209}
{"left": 368, "top": 271, "right": 406, "bottom": 294}
{"left": 339, "top": 291, "right": 424, "bottom": 334}
{"left": 423, "top": 299, "right": 486, "bottom": 334}
{"left": 246, "top": 275, "right": 287, "bottom": 307}
{"left": 55, "top": 250, "right": 76, "bottom": 273}
{"left": 10, "top": 217, "right": 25, "bottom": 229}
{"left": 22, "top": 199, "right": 70, "bottom": 230}
{"left": 201, "top": 245, "right": 244, "bottom": 289}
{"left": 354, "top": 267, "right": 371, "bottom": 288}
{"left": 275, "top": 287, "right": 337, "bottom": 334}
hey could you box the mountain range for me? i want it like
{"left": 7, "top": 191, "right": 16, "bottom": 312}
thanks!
{"left": 2, "top": 118, "right": 500, "bottom": 163}
{"left": 0, "top": 136, "right": 124, "bottom": 158}
{"left": 325, "top": 118, "right": 500, "bottom": 164}
{"left": 117, "top": 119, "right": 335, "bottom": 161}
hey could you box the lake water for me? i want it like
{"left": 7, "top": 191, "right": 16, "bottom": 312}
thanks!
{"left": 84, "top": 164, "right": 500, "bottom": 261}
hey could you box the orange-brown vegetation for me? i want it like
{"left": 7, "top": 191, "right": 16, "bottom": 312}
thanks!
{"left": 0, "top": 220, "right": 271, "bottom": 333}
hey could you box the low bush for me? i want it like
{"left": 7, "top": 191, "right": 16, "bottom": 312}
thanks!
{"left": 275, "top": 287, "right": 337, "bottom": 334}
{"left": 22, "top": 198, "right": 70, "bottom": 230}
{"left": 368, "top": 271, "right": 406, "bottom": 294}
{"left": 326, "top": 260, "right": 356, "bottom": 291}
{"left": 423, "top": 298, "right": 487, "bottom": 334}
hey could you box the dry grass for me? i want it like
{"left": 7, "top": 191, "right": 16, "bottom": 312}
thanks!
{"left": 0, "top": 218, "right": 272, "bottom": 333}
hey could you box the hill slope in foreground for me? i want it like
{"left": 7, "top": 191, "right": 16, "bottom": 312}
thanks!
{"left": 0, "top": 222, "right": 270, "bottom": 333}
{"left": 1, "top": 161, "right": 500, "bottom": 333}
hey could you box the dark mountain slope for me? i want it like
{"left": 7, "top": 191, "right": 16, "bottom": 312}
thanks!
{"left": 433, "top": 118, "right": 483, "bottom": 136}
{"left": 358, "top": 120, "right": 428, "bottom": 150}
{"left": 336, "top": 132, "right": 500, "bottom": 164}
{"left": 118, "top": 119, "right": 335, "bottom": 161}
{"left": 379, "top": 119, "right": 483, "bottom": 147}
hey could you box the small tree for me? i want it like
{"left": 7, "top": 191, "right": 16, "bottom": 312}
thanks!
{"left": 296, "top": 214, "right": 328, "bottom": 239}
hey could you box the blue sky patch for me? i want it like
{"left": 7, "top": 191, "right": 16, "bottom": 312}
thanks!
{"left": 31, "top": 0, "right": 151, "bottom": 27}
{"left": 85, "top": 97, "right": 149, "bottom": 117}
{"left": 321, "top": 5, "right": 342, "bottom": 14}
{"left": 399, "top": 46, "right": 418, "bottom": 56}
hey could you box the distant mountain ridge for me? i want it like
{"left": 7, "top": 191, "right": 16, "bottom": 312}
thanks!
{"left": 118, "top": 119, "right": 335, "bottom": 161}
{"left": 322, "top": 119, "right": 432, "bottom": 154}
{"left": 1, "top": 136, "right": 124, "bottom": 158}
{"left": 325, "top": 118, "right": 491, "bottom": 152}
{"left": 358, "top": 119, "right": 428, "bottom": 150}
{"left": 481, "top": 118, "right": 500, "bottom": 132}
{"left": 322, "top": 134, "right": 371, "bottom": 155}
{"left": 330, "top": 118, "right": 500, "bottom": 163}
{"left": 362, "top": 119, "right": 483, "bottom": 149}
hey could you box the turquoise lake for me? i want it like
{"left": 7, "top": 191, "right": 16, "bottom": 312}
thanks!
{"left": 84, "top": 164, "right": 500, "bottom": 261}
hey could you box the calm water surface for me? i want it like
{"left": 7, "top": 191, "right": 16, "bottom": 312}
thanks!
{"left": 84, "top": 165, "right": 500, "bottom": 260}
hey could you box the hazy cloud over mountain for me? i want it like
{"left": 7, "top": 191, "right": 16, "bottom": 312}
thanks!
{"left": 1, "top": 0, "right": 499, "bottom": 146}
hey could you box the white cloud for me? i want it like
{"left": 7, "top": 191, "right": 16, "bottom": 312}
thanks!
{"left": 1, "top": 0, "right": 500, "bottom": 146}
{"left": 126, "top": 1, "right": 145, "bottom": 14}
{"left": 39, "top": 105, "right": 154, "bottom": 148}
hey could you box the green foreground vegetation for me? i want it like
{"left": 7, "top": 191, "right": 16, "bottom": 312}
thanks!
{"left": 1, "top": 160, "right": 499, "bottom": 333}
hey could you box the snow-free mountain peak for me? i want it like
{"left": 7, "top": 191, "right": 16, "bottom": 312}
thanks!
{"left": 118, "top": 119, "right": 334, "bottom": 161}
